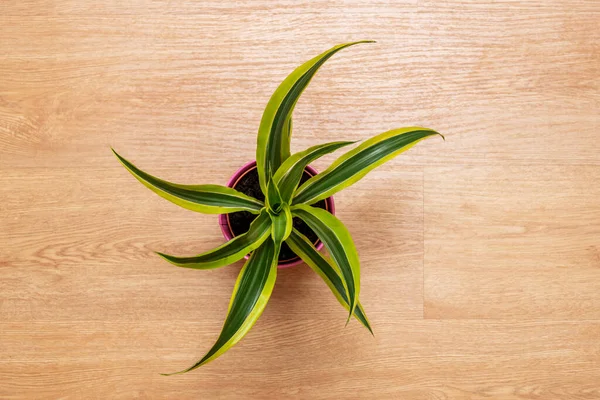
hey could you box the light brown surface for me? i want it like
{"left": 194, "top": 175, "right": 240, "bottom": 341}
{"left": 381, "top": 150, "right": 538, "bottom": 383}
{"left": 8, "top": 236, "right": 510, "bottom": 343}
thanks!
{"left": 1, "top": 1, "right": 599, "bottom": 398}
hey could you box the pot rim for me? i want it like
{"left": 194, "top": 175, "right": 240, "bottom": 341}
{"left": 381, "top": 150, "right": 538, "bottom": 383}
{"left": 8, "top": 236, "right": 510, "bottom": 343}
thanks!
{"left": 218, "top": 161, "right": 335, "bottom": 268}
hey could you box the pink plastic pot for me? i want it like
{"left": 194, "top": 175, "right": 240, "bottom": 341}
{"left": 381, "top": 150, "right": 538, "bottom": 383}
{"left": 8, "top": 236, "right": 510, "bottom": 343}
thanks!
{"left": 219, "top": 161, "right": 335, "bottom": 268}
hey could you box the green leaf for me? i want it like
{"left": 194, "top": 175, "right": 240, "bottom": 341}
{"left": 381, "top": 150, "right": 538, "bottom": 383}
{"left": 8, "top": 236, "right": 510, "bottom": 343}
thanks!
{"left": 280, "top": 117, "right": 293, "bottom": 162}
{"left": 286, "top": 229, "right": 372, "bottom": 334}
{"left": 293, "top": 127, "right": 443, "bottom": 205}
{"left": 156, "top": 209, "right": 271, "bottom": 269}
{"left": 291, "top": 204, "right": 361, "bottom": 321}
{"left": 162, "top": 239, "right": 279, "bottom": 375}
{"left": 256, "top": 41, "right": 375, "bottom": 193}
{"left": 266, "top": 179, "right": 283, "bottom": 213}
{"left": 269, "top": 204, "right": 293, "bottom": 247}
{"left": 112, "top": 149, "right": 264, "bottom": 214}
{"left": 273, "top": 141, "right": 355, "bottom": 203}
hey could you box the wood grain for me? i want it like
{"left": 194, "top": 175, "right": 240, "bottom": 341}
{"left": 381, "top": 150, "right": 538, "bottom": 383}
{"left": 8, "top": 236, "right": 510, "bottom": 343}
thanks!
{"left": 424, "top": 166, "right": 600, "bottom": 319}
{"left": 1, "top": 0, "right": 599, "bottom": 398}
{"left": 3, "top": 320, "right": 600, "bottom": 399}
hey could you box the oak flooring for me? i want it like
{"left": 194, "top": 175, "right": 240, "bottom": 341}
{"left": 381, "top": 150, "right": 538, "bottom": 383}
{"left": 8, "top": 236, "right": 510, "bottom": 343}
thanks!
{"left": 1, "top": 1, "right": 599, "bottom": 398}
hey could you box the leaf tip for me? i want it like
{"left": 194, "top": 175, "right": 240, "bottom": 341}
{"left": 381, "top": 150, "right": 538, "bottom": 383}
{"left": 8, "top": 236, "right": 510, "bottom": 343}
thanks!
{"left": 160, "top": 366, "right": 192, "bottom": 376}
{"left": 110, "top": 147, "right": 127, "bottom": 163}
{"left": 155, "top": 251, "right": 178, "bottom": 265}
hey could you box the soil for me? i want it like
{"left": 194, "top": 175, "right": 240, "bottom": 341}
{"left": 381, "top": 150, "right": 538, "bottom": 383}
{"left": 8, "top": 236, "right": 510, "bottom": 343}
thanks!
{"left": 227, "top": 166, "right": 327, "bottom": 263}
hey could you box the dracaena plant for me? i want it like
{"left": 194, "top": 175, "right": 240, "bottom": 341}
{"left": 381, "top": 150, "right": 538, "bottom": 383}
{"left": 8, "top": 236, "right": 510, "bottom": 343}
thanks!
{"left": 112, "top": 41, "right": 442, "bottom": 375}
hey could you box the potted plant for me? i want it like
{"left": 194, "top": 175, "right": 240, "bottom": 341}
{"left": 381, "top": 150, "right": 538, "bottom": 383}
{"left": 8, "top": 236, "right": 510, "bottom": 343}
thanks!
{"left": 112, "top": 41, "right": 442, "bottom": 375}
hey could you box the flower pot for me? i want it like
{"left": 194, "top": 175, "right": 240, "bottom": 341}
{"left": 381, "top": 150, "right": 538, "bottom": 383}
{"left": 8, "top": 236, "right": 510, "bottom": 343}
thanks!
{"left": 219, "top": 161, "right": 335, "bottom": 268}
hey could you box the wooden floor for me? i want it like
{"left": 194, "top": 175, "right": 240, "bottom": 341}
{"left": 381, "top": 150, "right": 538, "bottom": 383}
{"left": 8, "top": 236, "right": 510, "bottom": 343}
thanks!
{"left": 1, "top": 1, "right": 599, "bottom": 398}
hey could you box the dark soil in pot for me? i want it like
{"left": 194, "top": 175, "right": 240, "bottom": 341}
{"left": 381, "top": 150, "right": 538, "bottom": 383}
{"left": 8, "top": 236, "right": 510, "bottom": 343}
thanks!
{"left": 227, "top": 166, "right": 327, "bottom": 263}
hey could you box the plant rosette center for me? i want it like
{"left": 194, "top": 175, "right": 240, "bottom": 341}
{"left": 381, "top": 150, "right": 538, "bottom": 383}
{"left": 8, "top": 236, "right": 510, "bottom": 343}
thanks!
{"left": 267, "top": 203, "right": 293, "bottom": 244}
{"left": 268, "top": 201, "right": 287, "bottom": 216}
